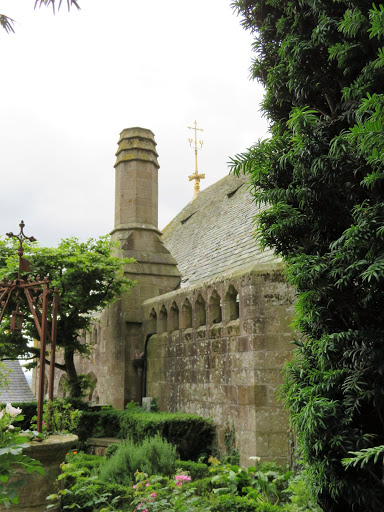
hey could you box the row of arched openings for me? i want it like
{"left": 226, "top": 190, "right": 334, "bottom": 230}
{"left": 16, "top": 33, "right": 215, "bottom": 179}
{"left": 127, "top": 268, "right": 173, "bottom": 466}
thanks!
{"left": 148, "top": 285, "right": 239, "bottom": 334}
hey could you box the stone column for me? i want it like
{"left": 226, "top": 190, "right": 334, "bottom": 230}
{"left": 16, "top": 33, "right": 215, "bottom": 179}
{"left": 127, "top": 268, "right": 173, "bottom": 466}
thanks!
{"left": 97, "top": 128, "right": 181, "bottom": 408}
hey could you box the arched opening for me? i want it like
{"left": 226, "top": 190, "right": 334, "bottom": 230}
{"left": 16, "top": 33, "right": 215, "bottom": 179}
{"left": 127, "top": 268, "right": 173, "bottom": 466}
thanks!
{"left": 148, "top": 308, "right": 157, "bottom": 333}
{"left": 158, "top": 305, "right": 168, "bottom": 333}
{"left": 57, "top": 374, "right": 68, "bottom": 398}
{"left": 224, "top": 285, "right": 240, "bottom": 321}
{"left": 195, "top": 294, "right": 206, "bottom": 327}
{"left": 87, "top": 372, "right": 98, "bottom": 403}
{"left": 170, "top": 302, "right": 179, "bottom": 331}
{"left": 181, "top": 298, "right": 192, "bottom": 329}
{"left": 208, "top": 290, "right": 222, "bottom": 324}
{"left": 93, "top": 326, "right": 98, "bottom": 345}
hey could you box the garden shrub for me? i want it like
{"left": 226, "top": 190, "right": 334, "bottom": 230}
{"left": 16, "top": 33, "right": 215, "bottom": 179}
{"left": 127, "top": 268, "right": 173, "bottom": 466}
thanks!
{"left": 211, "top": 494, "right": 283, "bottom": 512}
{"left": 176, "top": 459, "right": 210, "bottom": 479}
{"left": 75, "top": 407, "right": 124, "bottom": 445}
{"left": 259, "top": 461, "right": 287, "bottom": 474}
{"left": 119, "top": 410, "right": 215, "bottom": 460}
{"left": 183, "top": 476, "right": 213, "bottom": 496}
{"left": 31, "top": 399, "right": 82, "bottom": 434}
{"left": 284, "top": 471, "right": 322, "bottom": 512}
{"left": 65, "top": 451, "right": 105, "bottom": 476}
{"left": 98, "top": 434, "right": 177, "bottom": 485}
{"left": 59, "top": 476, "right": 133, "bottom": 512}
{"left": 105, "top": 442, "right": 119, "bottom": 458}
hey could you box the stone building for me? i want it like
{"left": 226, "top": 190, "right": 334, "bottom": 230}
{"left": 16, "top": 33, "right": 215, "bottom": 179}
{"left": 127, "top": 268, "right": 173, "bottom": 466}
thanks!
{"left": 50, "top": 127, "right": 295, "bottom": 466}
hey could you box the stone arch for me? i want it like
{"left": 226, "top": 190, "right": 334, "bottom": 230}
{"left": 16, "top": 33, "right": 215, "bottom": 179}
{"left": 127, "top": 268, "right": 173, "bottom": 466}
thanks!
{"left": 181, "top": 298, "right": 192, "bottom": 329}
{"left": 195, "top": 294, "right": 206, "bottom": 327}
{"left": 208, "top": 290, "right": 222, "bottom": 324}
{"left": 158, "top": 305, "right": 168, "bottom": 333}
{"left": 148, "top": 308, "right": 157, "bottom": 333}
{"left": 57, "top": 374, "right": 68, "bottom": 398}
{"left": 87, "top": 372, "right": 99, "bottom": 403}
{"left": 170, "top": 302, "right": 179, "bottom": 331}
{"left": 224, "top": 285, "right": 240, "bottom": 321}
{"left": 92, "top": 325, "right": 99, "bottom": 345}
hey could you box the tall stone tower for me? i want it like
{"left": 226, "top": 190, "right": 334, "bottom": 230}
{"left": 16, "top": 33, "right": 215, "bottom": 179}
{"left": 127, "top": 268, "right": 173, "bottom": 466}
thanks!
{"left": 97, "top": 128, "right": 181, "bottom": 408}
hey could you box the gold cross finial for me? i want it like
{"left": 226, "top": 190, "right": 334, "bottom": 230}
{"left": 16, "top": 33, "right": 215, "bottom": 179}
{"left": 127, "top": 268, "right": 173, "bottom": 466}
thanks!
{"left": 188, "top": 120, "right": 205, "bottom": 198}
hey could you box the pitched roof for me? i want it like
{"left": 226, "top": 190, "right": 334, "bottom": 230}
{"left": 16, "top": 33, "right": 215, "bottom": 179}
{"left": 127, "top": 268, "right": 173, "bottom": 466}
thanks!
{"left": 162, "top": 173, "right": 277, "bottom": 286}
{"left": 0, "top": 360, "right": 35, "bottom": 404}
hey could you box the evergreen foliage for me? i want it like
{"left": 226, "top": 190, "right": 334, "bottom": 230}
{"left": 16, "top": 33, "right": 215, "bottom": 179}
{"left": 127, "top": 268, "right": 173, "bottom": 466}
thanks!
{"left": 76, "top": 407, "right": 215, "bottom": 461}
{"left": 231, "top": 1, "right": 384, "bottom": 510}
{"left": 98, "top": 435, "right": 177, "bottom": 485}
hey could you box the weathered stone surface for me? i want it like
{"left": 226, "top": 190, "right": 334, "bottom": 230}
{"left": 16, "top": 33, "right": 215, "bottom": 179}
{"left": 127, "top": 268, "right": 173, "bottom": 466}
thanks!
{"left": 143, "top": 266, "right": 295, "bottom": 466}
{"left": 87, "top": 437, "right": 121, "bottom": 456}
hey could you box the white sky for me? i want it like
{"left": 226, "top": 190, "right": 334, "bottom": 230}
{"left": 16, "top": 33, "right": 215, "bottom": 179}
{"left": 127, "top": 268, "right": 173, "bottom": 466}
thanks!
{"left": 0, "top": 0, "right": 269, "bottom": 247}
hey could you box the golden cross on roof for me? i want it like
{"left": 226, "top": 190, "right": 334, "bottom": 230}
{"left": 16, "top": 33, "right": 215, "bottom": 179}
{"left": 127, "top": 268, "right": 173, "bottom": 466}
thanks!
{"left": 188, "top": 120, "right": 205, "bottom": 198}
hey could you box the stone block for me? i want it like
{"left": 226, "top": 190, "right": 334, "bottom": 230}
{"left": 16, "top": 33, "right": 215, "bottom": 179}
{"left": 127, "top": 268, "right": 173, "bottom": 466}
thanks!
{"left": 238, "top": 385, "right": 252, "bottom": 406}
{"left": 238, "top": 336, "right": 249, "bottom": 352}
{"left": 237, "top": 405, "right": 256, "bottom": 432}
{"left": 265, "top": 350, "right": 292, "bottom": 369}
{"left": 224, "top": 384, "right": 238, "bottom": 404}
{"left": 255, "top": 433, "right": 270, "bottom": 457}
{"left": 243, "top": 316, "right": 266, "bottom": 335}
{"left": 254, "top": 351, "right": 265, "bottom": 369}
{"left": 255, "top": 407, "right": 289, "bottom": 433}
{"left": 268, "top": 432, "right": 290, "bottom": 458}
{"left": 254, "top": 368, "right": 283, "bottom": 385}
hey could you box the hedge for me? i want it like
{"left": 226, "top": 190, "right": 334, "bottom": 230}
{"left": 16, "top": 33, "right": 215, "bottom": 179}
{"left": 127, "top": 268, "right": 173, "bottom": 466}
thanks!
{"left": 118, "top": 410, "right": 215, "bottom": 460}
{"left": 3, "top": 401, "right": 216, "bottom": 461}
{"left": 80, "top": 409, "right": 215, "bottom": 461}
{"left": 211, "top": 495, "right": 285, "bottom": 512}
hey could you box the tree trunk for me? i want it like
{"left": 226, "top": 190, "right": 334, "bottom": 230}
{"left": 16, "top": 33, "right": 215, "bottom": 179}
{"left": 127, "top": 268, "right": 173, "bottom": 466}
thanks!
{"left": 63, "top": 345, "right": 82, "bottom": 398}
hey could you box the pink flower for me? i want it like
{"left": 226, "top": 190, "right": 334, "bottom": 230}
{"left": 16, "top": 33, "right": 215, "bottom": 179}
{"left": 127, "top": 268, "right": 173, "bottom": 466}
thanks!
{"left": 151, "top": 492, "right": 157, "bottom": 498}
{"left": 133, "top": 485, "right": 137, "bottom": 489}
{"left": 145, "top": 483, "right": 149, "bottom": 487}
{"left": 175, "top": 474, "right": 191, "bottom": 486}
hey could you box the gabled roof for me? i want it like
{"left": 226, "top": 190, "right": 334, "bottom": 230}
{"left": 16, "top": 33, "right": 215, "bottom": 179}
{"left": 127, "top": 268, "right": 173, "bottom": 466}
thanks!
{"left": 162, "top": 173, "right": 276, "bottom": 286}
{"left": 0, "top": 360, "right": 35, "bottom": 404}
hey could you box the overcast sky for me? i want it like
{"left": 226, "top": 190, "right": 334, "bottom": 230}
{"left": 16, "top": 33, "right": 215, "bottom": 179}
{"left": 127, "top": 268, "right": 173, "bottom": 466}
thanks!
{"left": 0, "top": 0, "right": 269, "bottom": 247}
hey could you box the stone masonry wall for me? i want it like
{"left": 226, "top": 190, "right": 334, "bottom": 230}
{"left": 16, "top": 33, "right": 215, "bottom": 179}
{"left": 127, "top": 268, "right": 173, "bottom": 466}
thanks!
{"left": 142, "top": 262, "right": 296, "bottom": 467}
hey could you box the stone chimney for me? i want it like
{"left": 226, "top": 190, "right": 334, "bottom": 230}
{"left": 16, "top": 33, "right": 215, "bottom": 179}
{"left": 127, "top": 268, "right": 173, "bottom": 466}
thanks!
{"left": 98, "top": 128, "right": 181, "bottom": 408}
{"left": 113, "top": 127, "right": 159, "bottom": 229}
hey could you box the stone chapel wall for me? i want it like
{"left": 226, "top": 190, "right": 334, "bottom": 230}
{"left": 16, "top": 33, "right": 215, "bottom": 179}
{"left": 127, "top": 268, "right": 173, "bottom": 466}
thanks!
{"left": 142, "top": 262, "right": 296, "bottom": 467}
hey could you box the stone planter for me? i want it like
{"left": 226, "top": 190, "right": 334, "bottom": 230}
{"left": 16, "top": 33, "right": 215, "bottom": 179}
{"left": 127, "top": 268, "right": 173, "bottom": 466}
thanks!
{"left": 0, "top": 434, "right": 78, "bottom": 512}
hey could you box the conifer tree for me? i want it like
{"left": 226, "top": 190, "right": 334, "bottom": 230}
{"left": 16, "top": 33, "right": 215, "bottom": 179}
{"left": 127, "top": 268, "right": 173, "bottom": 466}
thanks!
{"left": 231, "top": 1, "right": 384, "bottom": 510}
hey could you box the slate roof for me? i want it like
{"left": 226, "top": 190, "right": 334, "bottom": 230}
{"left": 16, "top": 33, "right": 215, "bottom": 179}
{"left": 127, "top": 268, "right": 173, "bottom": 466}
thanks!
{"left": 0, "top": 360, "right": 35, "bottom": 404}
{"left": 162, "top": 173, "right": 277, "bottom": 286}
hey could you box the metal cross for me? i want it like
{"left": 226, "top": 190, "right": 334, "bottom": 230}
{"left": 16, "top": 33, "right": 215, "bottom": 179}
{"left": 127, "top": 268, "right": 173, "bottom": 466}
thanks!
{"left": 188, "top": 121, "right": 205, "bottom": 197}
{"left": 6, "top": 220, "right": 37, "bottom": 279}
